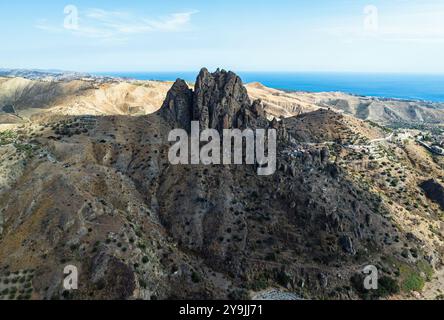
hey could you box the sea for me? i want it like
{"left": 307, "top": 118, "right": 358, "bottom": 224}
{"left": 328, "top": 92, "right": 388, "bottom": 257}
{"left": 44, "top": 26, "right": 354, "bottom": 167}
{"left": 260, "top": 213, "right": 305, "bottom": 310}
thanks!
{"left": 95, "top": 72, "right": 444, "bottom": 103}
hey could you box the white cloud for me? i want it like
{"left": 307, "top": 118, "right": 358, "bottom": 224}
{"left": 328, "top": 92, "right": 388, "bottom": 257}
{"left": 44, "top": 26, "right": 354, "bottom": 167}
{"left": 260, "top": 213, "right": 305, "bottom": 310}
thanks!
{"left": 35, "top": 8, "right": 198, "bottom": 42}
{"left": 35, "top": 19, "right": 64, "bottom": 33}
{"left": 147, "top": 12, "right": 197, "bottom": 32}
{"left": 86, "top": 8, "right": 130, "bottom": 20}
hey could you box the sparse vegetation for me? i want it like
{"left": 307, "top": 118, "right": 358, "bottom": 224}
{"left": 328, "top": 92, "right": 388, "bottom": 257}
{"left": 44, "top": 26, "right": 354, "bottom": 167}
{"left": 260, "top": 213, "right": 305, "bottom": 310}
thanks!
{"left": 351, "top": 273, "right": 400, "bottom": 299}
{"left": 0, "top": 130, "right": 17, "bottom": 145}
{"left": 0, "top": 70, "right": 443, "bottom": 300}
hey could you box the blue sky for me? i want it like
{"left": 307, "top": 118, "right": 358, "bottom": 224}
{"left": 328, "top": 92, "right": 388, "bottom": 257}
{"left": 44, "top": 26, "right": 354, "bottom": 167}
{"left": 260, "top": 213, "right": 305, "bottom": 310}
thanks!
{"left": 1, "top": 0, "right": 444, "bottom": 73}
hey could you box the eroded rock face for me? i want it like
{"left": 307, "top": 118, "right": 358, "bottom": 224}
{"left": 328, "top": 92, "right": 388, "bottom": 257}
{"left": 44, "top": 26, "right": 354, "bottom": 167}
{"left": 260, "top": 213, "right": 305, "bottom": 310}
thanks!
{"left": 160, "top": 79, "right": 193, "bottom": 132}
{"left": 193, "top": 68, "right": 252, "bottom": 131}
{"left": 160, "top": 68, "right": 269, "bottom": 132}
{"left": 270, "top": 117, "right": 290, "bottom": 143}
{"left": 339, "top": 235, "right": 356, "bottom": 255}
{"left": 419, "top": 179, "right": 444, "bottom": 210}
{"left": 89, "top": 252, "right": 136, "bottom": 300}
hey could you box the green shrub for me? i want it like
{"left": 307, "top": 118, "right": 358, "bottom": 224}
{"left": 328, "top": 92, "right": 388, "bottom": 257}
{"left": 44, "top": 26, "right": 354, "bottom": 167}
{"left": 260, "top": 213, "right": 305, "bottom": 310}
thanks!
{"left": 228, "top": 289, "right": 249, "bottom": 300}
{"left": 417, "top": 260, "right": 434, "bottom": 281}
{"left": 191, "top": 271, "right": 201, "bottom": 283}
{"left": 249, "top": 274, "right": 269, "bottom": 291}
{"left": 275, "top": 270, "right": 291, "bottom": 287}
{"left": 0, "top": 130, "right": 17, "bottom": 145}
{"left": 139, "top": 279, "right": 147, "bottom": 289}
{"left": 351, "top": 273, "right": 399, "bottom": 299}
{"left": 402, "top": 273, "right": 425, "bottom": 292}
{"left": 377, "top": 276, "right": 400, "bottom": 297}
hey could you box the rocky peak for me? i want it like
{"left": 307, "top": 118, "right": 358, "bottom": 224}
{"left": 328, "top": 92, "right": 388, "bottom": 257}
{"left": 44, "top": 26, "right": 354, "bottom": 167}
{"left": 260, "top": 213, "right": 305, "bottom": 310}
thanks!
{"left": 159, "top": 79, "right": 193, "bottom": 131}
{"left": 193, "top": 68, "right": 252, "bottom": 131}
{"left": 160, "top": 68, "right": 268, "bottom": 132}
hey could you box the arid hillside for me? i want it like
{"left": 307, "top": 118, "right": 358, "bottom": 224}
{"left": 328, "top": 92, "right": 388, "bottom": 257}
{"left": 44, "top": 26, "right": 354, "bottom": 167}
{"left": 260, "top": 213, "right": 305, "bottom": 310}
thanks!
{"left": 0, "top": 70, "right": 443, "bottom": 300}
{"left": 245, "top": 82, "right": 444, "bottom": 126}
{"left": 2, "top": 75, "right": 444, "bottom": 127}
{"left": 0, "top": 77, "right": 172, "bottom": 122}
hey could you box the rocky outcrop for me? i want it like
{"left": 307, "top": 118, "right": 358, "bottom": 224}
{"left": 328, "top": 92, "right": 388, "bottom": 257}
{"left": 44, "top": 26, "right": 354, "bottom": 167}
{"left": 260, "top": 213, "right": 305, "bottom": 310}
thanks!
{"left": 339, "top": 235, "right": 356, "bottom": 255}
{"left": 270, "top": 117, "right": 290, "bottom": 143}
{"left": 419, "top": 179, "right": 444, "bottom": 210}
{"left": 160, "top": 68, "right": 268, "bottom": 132}
{"left": 159, "top": 79, "right": 193, "bottom": 131}
{"left": 320, "top": 147, "right": 330, "bottom": 164}
{"left": 279, "top": 146, "right": 331, "bottom": 175}
{"left": 193, "top": 68, "right": 252, "bottom": 131}
{"left": 89, "top": 252, "right": 136, "bottom": 300}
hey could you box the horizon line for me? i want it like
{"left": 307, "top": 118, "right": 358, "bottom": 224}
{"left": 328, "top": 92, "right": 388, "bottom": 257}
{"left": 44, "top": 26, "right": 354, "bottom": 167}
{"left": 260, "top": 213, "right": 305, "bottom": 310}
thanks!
{"left": 91, "top": 70, "right": 444, "bottom": 76}
{"left": 2, "top": 67, "right": 444, "bottom": 76}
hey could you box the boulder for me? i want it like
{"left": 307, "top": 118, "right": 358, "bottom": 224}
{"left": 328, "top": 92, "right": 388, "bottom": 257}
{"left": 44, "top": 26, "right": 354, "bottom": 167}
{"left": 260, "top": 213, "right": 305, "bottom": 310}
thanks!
{"left": 318, "top": 272, "right": 328, "bottom": 289}
{"left": 320, "top": 147, "right": 330, "bottom": 164}
{"left": 339, "top": 235, "right": 356, "bottom": 255}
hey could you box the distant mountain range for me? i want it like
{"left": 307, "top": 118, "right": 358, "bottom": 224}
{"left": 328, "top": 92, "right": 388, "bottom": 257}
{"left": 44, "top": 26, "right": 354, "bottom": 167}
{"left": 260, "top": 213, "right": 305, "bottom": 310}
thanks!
{"left": 1, "top": 69, "right": 444, "bottom": 127}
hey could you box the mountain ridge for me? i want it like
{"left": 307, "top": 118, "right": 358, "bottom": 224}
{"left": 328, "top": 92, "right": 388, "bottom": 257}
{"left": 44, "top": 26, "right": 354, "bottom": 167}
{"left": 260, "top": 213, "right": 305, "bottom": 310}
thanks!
{"left": 0, "top": 68, "right": 443, "bottom": 300}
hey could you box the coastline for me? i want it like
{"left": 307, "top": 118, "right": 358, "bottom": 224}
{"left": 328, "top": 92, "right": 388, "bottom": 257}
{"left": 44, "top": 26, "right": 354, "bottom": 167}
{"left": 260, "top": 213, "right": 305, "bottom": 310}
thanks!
{"left": 1, "top": 68, "right": 443, "bottom": 104}
{"left": 93, "top": 71, "right": 444, "bottom": 104}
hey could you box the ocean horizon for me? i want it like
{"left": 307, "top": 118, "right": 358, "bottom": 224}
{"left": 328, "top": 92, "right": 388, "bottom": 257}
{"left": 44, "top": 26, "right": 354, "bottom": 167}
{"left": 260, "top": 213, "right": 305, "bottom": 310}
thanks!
{"left": 95, "top": 71, "right": 444, "bottom": 103}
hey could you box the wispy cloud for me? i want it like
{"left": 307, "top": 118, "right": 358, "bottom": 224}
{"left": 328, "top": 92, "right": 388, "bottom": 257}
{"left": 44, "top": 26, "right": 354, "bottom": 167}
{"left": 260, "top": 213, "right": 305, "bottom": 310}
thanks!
{"left": 35, "top": 8, "right": 198, "bottom": 42}
{"left": 320, "top": 4, "right": 444, "bottom": 44}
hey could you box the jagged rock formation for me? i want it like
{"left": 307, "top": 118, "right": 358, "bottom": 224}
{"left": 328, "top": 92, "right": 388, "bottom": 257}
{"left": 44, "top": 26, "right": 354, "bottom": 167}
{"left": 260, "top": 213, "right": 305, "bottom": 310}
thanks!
{"left": 159, "top": 79, "right": 193, "bottom": 131}
{"left": 160, "top": 68, "right": 268, "bottom": 132}
{"left": 0, "top": 68, "right": 441, "bottom": 301}
{"left": 193, "top": 68, "right": 256, "bottom": 130}
{"left": 270, "top": 117, "right": 290, "bottom": 143}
